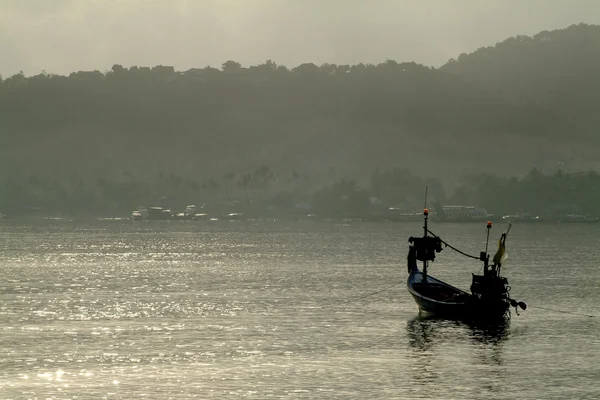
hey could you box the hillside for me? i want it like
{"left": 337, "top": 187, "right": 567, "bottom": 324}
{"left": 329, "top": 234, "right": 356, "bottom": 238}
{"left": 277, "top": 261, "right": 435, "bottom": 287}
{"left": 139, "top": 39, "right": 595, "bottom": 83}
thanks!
{"left": 441, "top": 23, "right": 600, "bottom": 137}
{"left": 1, "top": 24, "right": 600, "bottom": 214}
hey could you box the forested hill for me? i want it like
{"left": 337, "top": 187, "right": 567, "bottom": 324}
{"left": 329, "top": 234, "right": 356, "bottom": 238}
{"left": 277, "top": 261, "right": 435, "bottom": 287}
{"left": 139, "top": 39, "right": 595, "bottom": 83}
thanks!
{"left": 441, "top": 23, "right": 600, "bottom": 136}
{"left": 1, "top": 24, "right": 599, "bottom": 188}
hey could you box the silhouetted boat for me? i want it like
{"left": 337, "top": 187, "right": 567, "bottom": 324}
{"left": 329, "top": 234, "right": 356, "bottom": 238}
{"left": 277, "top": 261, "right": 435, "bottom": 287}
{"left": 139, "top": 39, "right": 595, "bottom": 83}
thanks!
{"left": 406, "top": 207, "right": 526, "bottom": 322}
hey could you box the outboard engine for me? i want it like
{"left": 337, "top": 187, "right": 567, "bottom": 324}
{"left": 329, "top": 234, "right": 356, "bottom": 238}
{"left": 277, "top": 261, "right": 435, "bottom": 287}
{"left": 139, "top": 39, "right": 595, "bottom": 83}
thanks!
{"left": 470, "top": 273, "right": 510, "bottom": 302}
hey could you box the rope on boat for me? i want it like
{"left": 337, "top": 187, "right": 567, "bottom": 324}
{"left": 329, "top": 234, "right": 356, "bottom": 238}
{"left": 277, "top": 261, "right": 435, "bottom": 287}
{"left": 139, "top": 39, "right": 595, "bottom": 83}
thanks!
{"left": 426, "top": 229, "right": 480, "bottom": 261}
{"left": 337, "top": 281, "right": 404, "bottom": 304}
{"left": 317, "top": 282, "right": 403, "bottom": 308}
{"left": 527, "top": 305, "right": 596, "bottom": 318}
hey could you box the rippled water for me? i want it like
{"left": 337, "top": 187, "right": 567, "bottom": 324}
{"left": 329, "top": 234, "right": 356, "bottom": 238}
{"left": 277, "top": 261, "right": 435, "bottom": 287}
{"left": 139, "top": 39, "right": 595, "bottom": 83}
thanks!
{"left": 1, "top": 219, "right": 599, "bottom": 399}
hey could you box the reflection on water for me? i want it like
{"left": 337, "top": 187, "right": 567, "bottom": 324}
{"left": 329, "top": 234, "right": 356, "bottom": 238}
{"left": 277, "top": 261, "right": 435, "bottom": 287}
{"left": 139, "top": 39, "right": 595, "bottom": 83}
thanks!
{"left": 407, "top": 314, "right": 510, "bottom": 350}
{"left": 406, "top": 315, "right": 512, "bottom": 398}
{"left": 469, "top": 321, "right": 510, "bottom": 346}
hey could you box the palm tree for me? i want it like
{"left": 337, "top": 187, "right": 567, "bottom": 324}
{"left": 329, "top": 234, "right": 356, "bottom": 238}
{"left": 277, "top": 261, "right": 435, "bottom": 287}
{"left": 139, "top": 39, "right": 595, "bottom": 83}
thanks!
{"left": 254, "top": 165, "right": 274, "bottom": 198}
{"left": 222, "top": 172, "right": 235, "bottom": 200}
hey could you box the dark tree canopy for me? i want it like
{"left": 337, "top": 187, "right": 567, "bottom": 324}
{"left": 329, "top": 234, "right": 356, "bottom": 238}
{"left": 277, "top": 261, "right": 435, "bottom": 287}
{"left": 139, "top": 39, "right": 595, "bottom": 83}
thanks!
{"left": 441, "top": 23, "right": 600, "bottom": 136}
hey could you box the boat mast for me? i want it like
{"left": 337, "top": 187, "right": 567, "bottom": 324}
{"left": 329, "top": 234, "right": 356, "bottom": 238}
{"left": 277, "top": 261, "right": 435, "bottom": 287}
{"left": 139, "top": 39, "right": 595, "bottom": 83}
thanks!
{"left": 484, "top": 221, "right": 492, "bottom": 275}
{"left": 423, "top": 186, "right": 428, "bottom": 281}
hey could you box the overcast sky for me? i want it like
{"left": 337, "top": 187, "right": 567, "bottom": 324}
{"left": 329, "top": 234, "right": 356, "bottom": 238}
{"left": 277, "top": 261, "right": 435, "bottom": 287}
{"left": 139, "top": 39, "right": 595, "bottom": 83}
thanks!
{"left": 1, "top": 0, "right": 599, "bottom": 77}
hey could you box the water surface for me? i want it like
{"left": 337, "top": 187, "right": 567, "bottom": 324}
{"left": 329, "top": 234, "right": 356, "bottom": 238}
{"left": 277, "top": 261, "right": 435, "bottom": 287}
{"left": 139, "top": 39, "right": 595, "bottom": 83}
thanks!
{"left": 1, "top": 219, "right": 599, "bottom": 398}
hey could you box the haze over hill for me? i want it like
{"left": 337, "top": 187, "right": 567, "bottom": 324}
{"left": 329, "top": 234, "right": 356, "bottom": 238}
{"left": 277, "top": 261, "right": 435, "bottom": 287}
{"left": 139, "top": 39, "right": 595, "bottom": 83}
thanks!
{"left": 1, "top": 17, "right": 600, "bottom": 215}
{"left": 2, "top": 0, "right": 600, "bottom": 76}
{"left": 2, "top": 23, "right": 599, "bottom": 177}
{"left": 441, "top": 23, "right": 600, "bottom": 138}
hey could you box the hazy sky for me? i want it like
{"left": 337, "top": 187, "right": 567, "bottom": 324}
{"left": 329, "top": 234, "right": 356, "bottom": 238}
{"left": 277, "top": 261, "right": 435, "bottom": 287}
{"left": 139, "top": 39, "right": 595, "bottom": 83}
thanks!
{"left": 1, "top": 0, "right": 599, "bottom": 77}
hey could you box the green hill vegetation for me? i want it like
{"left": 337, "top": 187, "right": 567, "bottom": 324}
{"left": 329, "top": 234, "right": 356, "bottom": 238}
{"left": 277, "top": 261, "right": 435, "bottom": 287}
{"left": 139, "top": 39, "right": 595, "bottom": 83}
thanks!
{"left": 1, "top": 23, "right": 599, "bottom": 217}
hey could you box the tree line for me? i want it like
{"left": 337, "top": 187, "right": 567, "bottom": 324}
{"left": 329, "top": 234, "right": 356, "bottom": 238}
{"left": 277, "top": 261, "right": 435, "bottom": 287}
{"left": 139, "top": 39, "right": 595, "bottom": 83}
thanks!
{"left": 1, "top": 167, "right": 598, "bottom": 218}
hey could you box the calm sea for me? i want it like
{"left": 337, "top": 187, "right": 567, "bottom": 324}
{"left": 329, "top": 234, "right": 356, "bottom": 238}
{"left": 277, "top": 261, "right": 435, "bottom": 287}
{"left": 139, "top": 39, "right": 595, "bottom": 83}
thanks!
{"left": 1, "top": 219, "right": 599, "bottom": 399}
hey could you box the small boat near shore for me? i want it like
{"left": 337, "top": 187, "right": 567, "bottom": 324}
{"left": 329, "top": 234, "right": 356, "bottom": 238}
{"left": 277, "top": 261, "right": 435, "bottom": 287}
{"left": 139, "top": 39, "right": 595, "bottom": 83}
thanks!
{"left": 406, "top": 206, "right": 526, "bottom": 322}
{"left": 132, "top": 205, "right": 200, "bottom": 221}
{"left": 131, "top": 206, "right": 173, "bottom": 221}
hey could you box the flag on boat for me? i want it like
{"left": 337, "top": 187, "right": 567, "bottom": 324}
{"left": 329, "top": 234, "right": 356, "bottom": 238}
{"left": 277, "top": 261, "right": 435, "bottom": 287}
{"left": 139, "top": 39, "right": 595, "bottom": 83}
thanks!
{"left": 493, "top": 223, "right": 512, "bottom": 266}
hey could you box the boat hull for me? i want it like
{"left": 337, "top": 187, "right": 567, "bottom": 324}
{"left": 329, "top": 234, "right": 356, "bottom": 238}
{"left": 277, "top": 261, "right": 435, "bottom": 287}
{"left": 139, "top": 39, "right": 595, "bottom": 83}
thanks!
{"left": 407, "top": 269, "right": 509, "bottom": 321}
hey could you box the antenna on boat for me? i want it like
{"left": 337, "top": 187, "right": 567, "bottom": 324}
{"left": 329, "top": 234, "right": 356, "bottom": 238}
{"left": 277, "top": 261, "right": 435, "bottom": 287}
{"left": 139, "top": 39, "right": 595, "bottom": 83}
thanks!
{"left": 423, "top": 186, "right": 429, "bottom": 280}
{"left": 485, "top": 221, "right": 492, "bottom": 255}
{"left": 482, "top": 221, "right": 492, "bottom": 275}
{"left": 423, "top": 185, "right": 428, "bottom": 238}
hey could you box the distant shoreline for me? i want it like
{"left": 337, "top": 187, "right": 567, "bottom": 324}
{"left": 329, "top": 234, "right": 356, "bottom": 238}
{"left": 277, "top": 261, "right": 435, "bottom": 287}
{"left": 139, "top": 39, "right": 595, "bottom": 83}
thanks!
{"left": 2, "top": 214, "right": 598, "bottom": 225}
